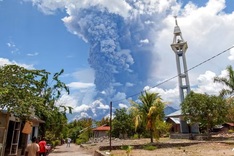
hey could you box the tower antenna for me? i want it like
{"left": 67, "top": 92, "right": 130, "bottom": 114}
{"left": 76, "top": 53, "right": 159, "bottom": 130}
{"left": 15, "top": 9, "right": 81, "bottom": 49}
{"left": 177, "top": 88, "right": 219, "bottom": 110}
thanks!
{"left": 174, "top": 16, "right": 178, "bottom": 26}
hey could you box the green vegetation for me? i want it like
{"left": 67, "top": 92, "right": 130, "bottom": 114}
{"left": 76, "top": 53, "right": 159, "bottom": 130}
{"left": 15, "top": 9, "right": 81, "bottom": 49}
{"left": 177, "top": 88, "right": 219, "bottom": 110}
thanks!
{"left": 112, "top": 108, "right": 135, "bottom": 138}
{"left": 143, "top": 144, "right": 157, "bottom": 150}
{"left": 131, "top": 91, "right": 169, "bottom": 143}
{"left": 121, "top": 145, "right": 133, "bottom": 156}
{"left": 181, "top": 91, "right": 228, "bottom": 134}
{"left": 0, "top": 64, "right": 72, "bottom": 141}
{"left": 214, "top": 65, "right": 234, "bottom": 97}
{"left": 214, "top": 65, "right": 234, "bottom": 123}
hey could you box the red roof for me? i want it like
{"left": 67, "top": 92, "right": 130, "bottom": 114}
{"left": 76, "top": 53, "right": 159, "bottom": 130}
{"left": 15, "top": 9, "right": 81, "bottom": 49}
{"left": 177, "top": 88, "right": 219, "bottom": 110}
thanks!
{"left": 93, "top": 125, "right": 110, "bottom": 131}
{"left": 224, "top": 123, "right": 234, "bottom": 127}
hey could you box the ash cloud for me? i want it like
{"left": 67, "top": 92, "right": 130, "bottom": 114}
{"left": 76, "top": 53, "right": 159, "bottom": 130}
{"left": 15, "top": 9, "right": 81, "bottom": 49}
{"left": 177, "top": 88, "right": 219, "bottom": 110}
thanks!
{"left": 62, "top": 5, "right": 172, "bottom": 103}
{"left": 26, "top": 0, "right": 178, "bottom": 119}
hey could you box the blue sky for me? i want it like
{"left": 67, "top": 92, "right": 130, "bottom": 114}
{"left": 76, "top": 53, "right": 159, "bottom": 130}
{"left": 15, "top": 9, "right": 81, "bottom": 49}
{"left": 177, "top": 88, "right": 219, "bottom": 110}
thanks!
{"left": 1, "top": 0, "right": 234, "bottom": 120}
{"left": 0, "top": 0, "right": 89, "bottom": 76}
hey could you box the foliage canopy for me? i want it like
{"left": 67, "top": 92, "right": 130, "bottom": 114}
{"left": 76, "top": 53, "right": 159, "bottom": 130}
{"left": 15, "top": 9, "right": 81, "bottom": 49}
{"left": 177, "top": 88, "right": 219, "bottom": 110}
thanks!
{"left": 181, "top": 91, "right": 227, "bottom": 133}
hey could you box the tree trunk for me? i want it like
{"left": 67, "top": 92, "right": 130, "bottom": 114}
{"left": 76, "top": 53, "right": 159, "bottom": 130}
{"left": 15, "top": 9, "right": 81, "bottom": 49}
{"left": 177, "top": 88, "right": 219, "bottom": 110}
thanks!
{"left": 150, "top": 130, "right": 153, "bottom": 143}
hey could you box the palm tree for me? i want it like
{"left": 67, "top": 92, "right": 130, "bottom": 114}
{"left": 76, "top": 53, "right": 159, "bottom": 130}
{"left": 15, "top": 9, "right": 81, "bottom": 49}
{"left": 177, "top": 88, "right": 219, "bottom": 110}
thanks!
{"left": 131, "top": 91, "right": 165, "bottom": 143}
{"left": 214, "top": 65, "right": 234, "bottom": 97}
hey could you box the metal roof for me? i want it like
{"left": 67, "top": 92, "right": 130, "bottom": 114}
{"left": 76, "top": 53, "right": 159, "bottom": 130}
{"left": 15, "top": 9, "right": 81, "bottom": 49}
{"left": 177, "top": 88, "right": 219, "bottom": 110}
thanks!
{"left": 169, "top": 117, "right": 180, "bottom": 124}
{"left": 166, "top": 109, "right": 182, "bottom": 117}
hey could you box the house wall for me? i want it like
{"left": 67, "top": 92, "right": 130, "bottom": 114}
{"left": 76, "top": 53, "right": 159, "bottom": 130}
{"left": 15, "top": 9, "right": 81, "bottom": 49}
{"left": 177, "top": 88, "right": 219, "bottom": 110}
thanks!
{"left": 1, "top": 112, "right": 42, "bottom": 156}
{"left": 93, "top": 131, "right": 108, "bottom": 138}
{"left": 166, "top": 118, "right": 180, "bottom": 133}
{"left": 0, "top": 112, "right": 9, "bottom": 156}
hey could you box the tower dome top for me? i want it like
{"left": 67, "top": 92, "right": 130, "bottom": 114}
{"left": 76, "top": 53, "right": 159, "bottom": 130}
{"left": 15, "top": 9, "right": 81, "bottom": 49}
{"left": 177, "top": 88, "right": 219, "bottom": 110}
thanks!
{"left": 173, "top": 16, "right": 181, "bottom": 34}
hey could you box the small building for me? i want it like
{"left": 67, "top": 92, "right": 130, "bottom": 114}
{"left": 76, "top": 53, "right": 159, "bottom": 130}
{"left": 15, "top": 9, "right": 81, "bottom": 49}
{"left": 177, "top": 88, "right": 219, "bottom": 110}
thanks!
{"left": 166, "top": 110, "right": 189, "bottom": 133}
{"left": 93, "top": 125, "right": 110, "bottom": 138}
{"left": 0, "top": 110, "right": 44, "bottom": 156}
{"left": 222, "top": 123, "right": 234, "bottom": 132}
{"left": 166, "top": 117, "right": 180, "bottom": 133}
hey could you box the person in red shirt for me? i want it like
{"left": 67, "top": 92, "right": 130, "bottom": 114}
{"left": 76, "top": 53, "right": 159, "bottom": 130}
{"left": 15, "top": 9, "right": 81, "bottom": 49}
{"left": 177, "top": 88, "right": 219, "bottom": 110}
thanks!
{"left": 38, "top": 137, "right": 47, "bottom": 156}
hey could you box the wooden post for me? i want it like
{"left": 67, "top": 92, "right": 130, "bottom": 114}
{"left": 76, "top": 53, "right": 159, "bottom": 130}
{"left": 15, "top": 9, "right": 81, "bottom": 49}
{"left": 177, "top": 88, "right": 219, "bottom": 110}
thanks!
{"left": 109, "top": 101, "right": 112, "bottom": 152}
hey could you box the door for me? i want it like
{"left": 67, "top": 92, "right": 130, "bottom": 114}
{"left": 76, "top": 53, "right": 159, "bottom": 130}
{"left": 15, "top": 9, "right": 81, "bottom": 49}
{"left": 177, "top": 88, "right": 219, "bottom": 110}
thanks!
{"left": 0, "top": 113, "right": 8, "bottom": 156}
{"left": 9, "top": 121, "right": 21, "bottom": 155}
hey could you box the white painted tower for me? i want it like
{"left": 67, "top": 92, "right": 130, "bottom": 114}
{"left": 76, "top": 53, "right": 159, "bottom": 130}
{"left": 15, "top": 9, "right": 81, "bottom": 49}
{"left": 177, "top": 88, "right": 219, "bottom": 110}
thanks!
{"left": 171, "top": 16, "right": 191, "bottom": 101}
{"left": 171, "top": 17, "right": 196, "bottom": 133}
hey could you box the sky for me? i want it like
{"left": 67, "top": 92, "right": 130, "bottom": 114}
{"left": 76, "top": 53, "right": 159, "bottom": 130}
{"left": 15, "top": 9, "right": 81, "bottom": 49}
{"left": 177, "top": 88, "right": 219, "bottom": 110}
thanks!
{"left": 0, "top": 0, "right": 234, "bottom": 120}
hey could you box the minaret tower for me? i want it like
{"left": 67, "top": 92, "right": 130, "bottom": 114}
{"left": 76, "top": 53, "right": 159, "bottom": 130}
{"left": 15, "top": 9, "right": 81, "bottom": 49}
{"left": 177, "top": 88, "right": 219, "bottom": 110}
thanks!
{"left": 171, "top": 16, "right": 191, "bottom": 102}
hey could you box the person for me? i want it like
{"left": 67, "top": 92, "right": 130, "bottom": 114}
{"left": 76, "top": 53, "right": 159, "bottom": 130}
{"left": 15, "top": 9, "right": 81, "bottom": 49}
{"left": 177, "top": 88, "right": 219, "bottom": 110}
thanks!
{"left": 66, "top": 138, "right": 71, "bottom": 147}
{"left": 25, "top": 136, "right": 39, "bottom": 156}
{"left": 38, "top": 137, "right": 47, "bottom": 156}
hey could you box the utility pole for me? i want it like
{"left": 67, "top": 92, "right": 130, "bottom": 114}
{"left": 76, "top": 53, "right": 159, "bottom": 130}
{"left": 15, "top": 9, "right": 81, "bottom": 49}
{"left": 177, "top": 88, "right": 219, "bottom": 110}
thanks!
{"left": 109, "top": 101, "right": 112, "bottom": 152}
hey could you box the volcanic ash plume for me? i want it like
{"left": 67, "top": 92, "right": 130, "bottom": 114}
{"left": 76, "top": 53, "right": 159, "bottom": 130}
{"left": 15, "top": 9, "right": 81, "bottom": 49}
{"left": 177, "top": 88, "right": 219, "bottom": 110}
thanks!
{"left": 62, "top": 4, "right": 172, "bottom": 101}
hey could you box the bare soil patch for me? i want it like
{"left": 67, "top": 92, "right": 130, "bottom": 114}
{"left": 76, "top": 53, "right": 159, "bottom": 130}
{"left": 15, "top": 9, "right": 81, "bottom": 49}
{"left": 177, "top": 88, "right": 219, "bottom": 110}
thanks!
{"left": 81, "top": 136, "right": 234, "bottom": 156}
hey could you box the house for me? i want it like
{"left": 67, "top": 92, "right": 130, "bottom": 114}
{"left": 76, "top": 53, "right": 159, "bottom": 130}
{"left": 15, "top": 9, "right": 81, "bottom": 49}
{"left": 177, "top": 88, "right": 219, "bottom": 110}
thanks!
{"left": 166, "top": 109, "right": 190, "bottom": 133}
{"left": 0, "top": 110, "right": 44, "bottom": 156}
{"left": 222, "top": 123, "right": 234, "bottom": 132}
{"left": 166, "top": 117, "right": 181, "bottom": 133}
{"left": 92, "top": 125, "right": 110, "bottom": 138}
{"left": 166, "top": 109, "right": 199, "bottom": 138}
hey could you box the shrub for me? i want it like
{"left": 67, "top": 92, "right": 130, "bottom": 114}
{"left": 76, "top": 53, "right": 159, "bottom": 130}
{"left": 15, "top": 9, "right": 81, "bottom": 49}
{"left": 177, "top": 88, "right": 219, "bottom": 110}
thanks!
{"left": 54, "top": 140, "right": 60, "bottom": 146}
{"left": 228, "top": 129, "right": 234, "bottom": 133}
{"left": 121, "top": 145, "right": 133, "bottom": 156}
{"left": 143, "top": 145, "right": 157, "bottom": 150}
{"left": 76, "top": 139, "right": 83, "bottom": 145}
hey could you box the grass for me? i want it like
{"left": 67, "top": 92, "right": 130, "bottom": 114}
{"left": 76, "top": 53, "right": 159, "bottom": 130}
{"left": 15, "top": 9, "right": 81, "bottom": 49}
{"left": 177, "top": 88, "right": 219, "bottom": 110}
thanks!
{"left": 143, "top": 144, "right": 157, "bottom": 150}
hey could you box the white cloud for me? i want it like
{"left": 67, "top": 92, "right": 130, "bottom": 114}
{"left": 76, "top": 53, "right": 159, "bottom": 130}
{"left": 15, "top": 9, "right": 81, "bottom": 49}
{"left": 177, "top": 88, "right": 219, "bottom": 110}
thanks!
{"left": 28, "top": 0, "right": 131, "bottom": 18}
{"left": 76, "top": 112, "right": 91, "bottom": 120}
{"left": 27, "top": 52, "right": 39, "bottom": 56}
{"left": 140, "top": 39, "right": 149, "bottom": 44}
{"left": 67, "top": 82, "right": 95, "bottom": 89}
{"left": 97, "top": 103, "right": 109, "bottom": 110}
{"left": 145, "top": 68, "right": 229, "bottom": 108}
{"left": 6, "top": 41, "right": 19, "bottom": 54}
{"left": 126, "top": 82, "right": 134, "bottom": 87}
{"left": 144, "top": 85, "right": 180, "bottom": 107}
{"left": 0, "top": 58, "right": 34, "bottom": 69}
{"left": 71, "top": 68, "right": 95, "bottom": 83}
{"left": 6, "top": 42, "right": 15, "bottom": 48}
{"left": 119, "top": 103, "right": 128, "bottom": 109}
{"left": 193, "top": 70, "right": 224, "bottom": 95}
{"left": 228, "top": 46, "right": 234, "bottom": 60}
{"left": 151, "top": 0, "right": 234, "bottom": 85}
{"left": 56, "top": 93, "right": 77, "bottom": 109}
{"left": 74, "top": 104, "right": 90, "bottom": 112}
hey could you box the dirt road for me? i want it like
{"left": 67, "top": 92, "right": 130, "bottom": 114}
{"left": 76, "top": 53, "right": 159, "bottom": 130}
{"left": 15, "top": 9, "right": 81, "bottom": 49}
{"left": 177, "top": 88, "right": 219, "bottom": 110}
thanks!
{"left": 49, "top": 143, "right": 92, "bottom": 156}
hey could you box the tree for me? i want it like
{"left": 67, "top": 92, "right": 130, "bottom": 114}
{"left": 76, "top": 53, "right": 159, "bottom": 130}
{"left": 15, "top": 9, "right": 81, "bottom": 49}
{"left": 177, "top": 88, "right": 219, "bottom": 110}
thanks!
{"left": 112, "top": 108, "right": 135, "bottom": 138}
{"left": 213, "top": 65, "right": 234, "bottom": 123}
{"left": 131, "top": 91, "right": 166, "bottom": 143}
{"left": 67, "top": 118, "right": 93, "bottom": 144}
{"left": 224, "top": 97, "right": 234, "bottom": 123}
{"left": 96, "top": 117, "right": 109, "bottom": 127}
{"left": 0, "top": 65, "right": 46, "bottom": 117}
{"left": 214, "top": 65, "right": 234, "bottom": 97}
{"left": 35, "top": 68, "right": 72, "bottom": 137}
{"left": 181, "top": 91, "right": 228, "bottom": 134}
{"left": 0, "top": 64, "right": 72, "bottom": 138}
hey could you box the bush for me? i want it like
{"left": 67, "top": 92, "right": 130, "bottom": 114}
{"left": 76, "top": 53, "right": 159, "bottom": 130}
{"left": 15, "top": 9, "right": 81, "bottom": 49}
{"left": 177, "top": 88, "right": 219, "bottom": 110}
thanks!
{"left": 51, "top": 141, "right": 55, "bottom": 147}
{"left": 143, "top": 145, "right": 157, "bottom": 150}
{"left": 121, "top": 145, "right": 133, "bottom": 156}
{"left": 76, "top": 139, "right": 83, "bottom": 145}
{"left": 54, "top": 140, "right": 60, "bottom": 146}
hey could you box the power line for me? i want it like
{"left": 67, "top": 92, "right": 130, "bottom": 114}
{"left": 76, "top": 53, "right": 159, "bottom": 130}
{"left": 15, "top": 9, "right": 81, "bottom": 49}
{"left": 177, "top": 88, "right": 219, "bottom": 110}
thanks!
{"left": 112, "top": 44, "right": 234, "bottom": 104}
